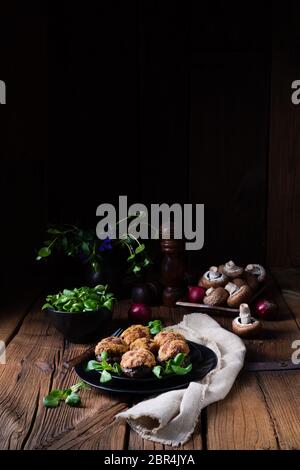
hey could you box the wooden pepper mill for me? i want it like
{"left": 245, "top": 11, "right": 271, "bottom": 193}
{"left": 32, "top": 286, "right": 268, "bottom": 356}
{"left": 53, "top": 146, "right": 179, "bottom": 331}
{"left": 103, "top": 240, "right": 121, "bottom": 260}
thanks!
{"left": 160, "top": 223, "right": 186, "bottom": 307}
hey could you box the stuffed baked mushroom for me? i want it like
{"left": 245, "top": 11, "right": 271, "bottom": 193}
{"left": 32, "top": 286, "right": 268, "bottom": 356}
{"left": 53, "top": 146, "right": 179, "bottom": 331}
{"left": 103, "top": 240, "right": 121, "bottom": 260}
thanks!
{"left": 95, "top": 336, "right": 128, "bottom": 363}
{"left": 154, "top": 330, "right": 185, "bottom": 348}
{"left": 120, "top": 348, "right": 156, "bottom": 377}
{"left": 120, "top": 324, "right": 150, "bottom": 346}
{"left": 158, "top": 339, "right": 190, "bottom": 363}
{"left": 130, "top": 337, "right": 158, "bottom": 355}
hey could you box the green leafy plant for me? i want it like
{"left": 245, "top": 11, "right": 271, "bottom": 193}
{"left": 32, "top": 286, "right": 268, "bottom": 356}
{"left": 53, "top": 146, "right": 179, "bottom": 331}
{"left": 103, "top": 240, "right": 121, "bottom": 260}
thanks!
{"left": 43, "top": 381, "right": 90, "bottom": 408}
{"left": 85, "top": 351, "right": 122, "bottom": 383}
{"left": 152, "top": 353, "right": 192, "bottom": 379}
{"left": 148, "top": 319, "right": 164, "bottom": 335}
{"left": 120, "top": 238, "right": 151, "bottom": 275}
{"left": 42, "top": 285, "right": 116, "bottom": 312}
{"left": 37, "top": 225, "right": 101, "bottom": 270}
{"left": 36, "top": 222, "right": 152, "bottom": 276}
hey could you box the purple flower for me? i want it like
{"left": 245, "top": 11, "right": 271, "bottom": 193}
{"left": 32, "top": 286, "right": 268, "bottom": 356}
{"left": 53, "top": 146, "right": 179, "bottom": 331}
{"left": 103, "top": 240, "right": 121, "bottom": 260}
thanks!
{"left": 78, "top": 250, "right": 87, "bottom": 261}
{"left": 99, "top": 237, "right": 113, "bottom": 252}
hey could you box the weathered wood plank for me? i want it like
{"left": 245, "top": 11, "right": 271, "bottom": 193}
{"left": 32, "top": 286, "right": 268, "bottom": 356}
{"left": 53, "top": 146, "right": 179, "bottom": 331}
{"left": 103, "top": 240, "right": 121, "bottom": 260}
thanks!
{"left": 256, "top": 371, "right": 300, "bottom": 450}
{"left": 0, "top": 338, "right": 61, "bottom": 449}
{"left": 206, "top": 372, "right": 279, "bottom": 450}
{"left": 44, "top": 403, "right": 128, "bottom": 450}
{"left": 128, "top": 431, "right": 164, "bottom": 450}
{"left": 0, "top": 289, "right": 41, "bottom": 345}
{"left": 243, "top": 339, "right": 298, "bottom": 362}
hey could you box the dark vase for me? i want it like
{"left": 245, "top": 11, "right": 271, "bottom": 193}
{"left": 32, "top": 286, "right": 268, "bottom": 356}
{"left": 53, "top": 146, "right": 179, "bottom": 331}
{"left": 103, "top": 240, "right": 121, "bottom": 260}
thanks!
{"left": 38, "top": 254, "right": 83, "bottom": 290}
{"left": 83, "top": 249, "right": 127, "bottom": 296}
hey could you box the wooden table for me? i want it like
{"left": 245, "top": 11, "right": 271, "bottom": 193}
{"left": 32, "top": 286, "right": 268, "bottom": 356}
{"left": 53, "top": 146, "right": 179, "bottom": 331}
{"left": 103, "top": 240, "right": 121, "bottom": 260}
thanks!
{"left": 0, "top": 269, "right": 300, "bottom": 450}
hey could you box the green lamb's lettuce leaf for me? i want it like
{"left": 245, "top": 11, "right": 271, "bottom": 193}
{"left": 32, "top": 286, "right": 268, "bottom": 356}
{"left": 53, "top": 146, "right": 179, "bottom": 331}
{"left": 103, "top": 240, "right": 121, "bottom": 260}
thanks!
{"left": 148, "top": 319, "right": 164, "bottom": 335}
{"left": 65, "top": 392, "right": 81, "bottom": 407}
{"left": 43, "top": 381, "right": 89, "bottom": 409}
{"left": 170, "top": 363, "right": 193, "bottom": 375}
{"left": 43, "top": 395, "right": 60, "bottom": 408}
{"left": 152, "top": 365, "right": 163, "bottom": 379}
{"left": 100, "top": 370, "right": 112, "bottom": 383}
{"left": 172, "top": 353, "right": 186, "bottom": 366}
{"left": 113, "top": 363, "right": 122, "bottom": 375}
{"left": 85, "top": 360, "right": 104, "bottom": 372}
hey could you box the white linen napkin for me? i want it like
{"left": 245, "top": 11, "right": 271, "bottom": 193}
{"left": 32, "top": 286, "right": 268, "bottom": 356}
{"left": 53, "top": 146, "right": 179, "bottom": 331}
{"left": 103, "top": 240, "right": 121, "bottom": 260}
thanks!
{"left": 115, "top": 313, "right": 246, "bottom": 447}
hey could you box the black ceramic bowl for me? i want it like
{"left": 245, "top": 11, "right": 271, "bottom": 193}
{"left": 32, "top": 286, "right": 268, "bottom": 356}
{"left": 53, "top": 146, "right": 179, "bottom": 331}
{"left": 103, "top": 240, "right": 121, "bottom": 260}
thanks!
{"left": 44, "top": 307, "right": 112, "bottom": 343}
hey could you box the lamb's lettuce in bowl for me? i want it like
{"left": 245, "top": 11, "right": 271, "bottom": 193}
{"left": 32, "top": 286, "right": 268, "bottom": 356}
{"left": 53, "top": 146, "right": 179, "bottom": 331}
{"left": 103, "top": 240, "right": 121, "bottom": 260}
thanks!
{"left": 42, "top": 285, "right": 116, "bottom": 343}
{"left": 42, "top": 285, "right": 115, "bottom": 313}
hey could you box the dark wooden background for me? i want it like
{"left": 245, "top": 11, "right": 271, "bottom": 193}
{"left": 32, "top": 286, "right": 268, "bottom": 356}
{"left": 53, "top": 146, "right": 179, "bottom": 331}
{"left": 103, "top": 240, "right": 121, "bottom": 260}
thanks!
{"left": 0, "top": 1, "right": 299, "bottom": 285}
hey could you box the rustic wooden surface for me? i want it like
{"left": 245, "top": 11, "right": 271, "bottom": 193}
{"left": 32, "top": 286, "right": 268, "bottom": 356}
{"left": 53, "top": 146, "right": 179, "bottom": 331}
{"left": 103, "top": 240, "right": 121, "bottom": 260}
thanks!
{"left": 0, "top": 271, "right": 300, "bottom": 450}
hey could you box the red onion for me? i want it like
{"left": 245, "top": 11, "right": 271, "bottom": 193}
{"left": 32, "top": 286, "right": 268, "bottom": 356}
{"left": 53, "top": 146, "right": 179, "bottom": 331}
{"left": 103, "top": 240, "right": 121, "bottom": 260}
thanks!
{"left": 255, "top": 299, "right": 277, "bottom": 320}
{"left": 188, "top": 286, "right": 206, "bottom": 303}
{"left": 128, "top": 303, "right": 152, "bottom": 323}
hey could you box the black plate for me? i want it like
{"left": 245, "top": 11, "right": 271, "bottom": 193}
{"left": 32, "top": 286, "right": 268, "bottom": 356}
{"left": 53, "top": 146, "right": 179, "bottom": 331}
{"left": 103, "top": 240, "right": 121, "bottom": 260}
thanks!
{"left": 75, "top": 341, "right": 218, "bottom": 395}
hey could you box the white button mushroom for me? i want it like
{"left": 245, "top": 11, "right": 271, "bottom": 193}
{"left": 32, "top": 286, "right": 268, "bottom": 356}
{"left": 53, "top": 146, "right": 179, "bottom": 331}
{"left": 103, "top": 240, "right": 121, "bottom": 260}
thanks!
{"left": 203, "top": 287, "right": 229, "bottom": 306}
{"left": 232, "top": 303, "right": 261, "bottom": 337}
{"left": 219, "top": 260, "right": 244, "bottom": 278}
{"left": 245, "top": 264, "right": 266, "bottom": 283}
{"left": 198, "top": 266, "right": 228, "bottom": 289}
{"left": 225, "top": 282, "right": 252, "bottom": 308}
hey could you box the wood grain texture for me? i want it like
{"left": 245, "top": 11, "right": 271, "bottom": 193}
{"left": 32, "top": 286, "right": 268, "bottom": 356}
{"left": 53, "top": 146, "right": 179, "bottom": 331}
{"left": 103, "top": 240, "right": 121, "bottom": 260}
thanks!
{"left": 0, "top": 304, "right": 63, "bottom": 450}
{"left": 256, "top": 371, "right": 300, "bottom": 450}
{"left": 207, "top": 372, "right": 279, "bottom": 450}
{"left": 129, "top": 431, "right": 164, "bottom": 451}
{"left": 0, "top": 288, "right": 41, "bottom": 345}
